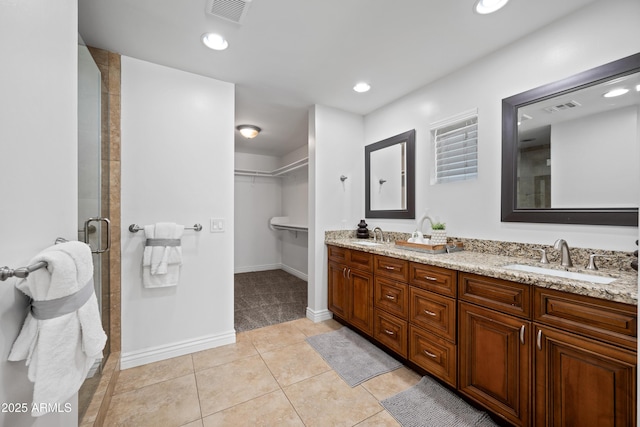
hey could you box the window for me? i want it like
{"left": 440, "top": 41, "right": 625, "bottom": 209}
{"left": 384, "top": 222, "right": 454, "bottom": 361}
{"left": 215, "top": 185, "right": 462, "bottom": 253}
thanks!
{"left": 431, "top": 110, "right": 478, "bottom": 184}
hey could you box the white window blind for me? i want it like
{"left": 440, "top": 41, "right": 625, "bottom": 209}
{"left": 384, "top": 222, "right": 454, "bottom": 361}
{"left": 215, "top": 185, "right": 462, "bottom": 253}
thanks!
{"left": 432, "top": 112, "right": 478, "bottom": 184}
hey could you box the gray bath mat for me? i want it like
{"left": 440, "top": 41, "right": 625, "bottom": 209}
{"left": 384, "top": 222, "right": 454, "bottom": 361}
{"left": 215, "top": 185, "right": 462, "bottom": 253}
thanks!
{"left": 381, "top": 376, "right": 498, "bottom": 427}
{"left": 306, "top": 327, "right": 402, "bottom": 387}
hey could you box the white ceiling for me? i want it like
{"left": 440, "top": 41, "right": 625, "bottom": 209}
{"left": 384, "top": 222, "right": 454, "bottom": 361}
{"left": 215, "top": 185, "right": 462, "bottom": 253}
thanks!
{"left": 78, "top": 0, "right": 598, "bottom": 157}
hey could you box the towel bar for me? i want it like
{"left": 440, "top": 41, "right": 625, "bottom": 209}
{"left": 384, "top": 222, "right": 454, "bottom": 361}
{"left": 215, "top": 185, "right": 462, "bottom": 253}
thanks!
{"left": 0, "top": 237, "right": 69, "bottom": 281}
{"left": 128, "top": 223, "right": 203, "bottom": 233}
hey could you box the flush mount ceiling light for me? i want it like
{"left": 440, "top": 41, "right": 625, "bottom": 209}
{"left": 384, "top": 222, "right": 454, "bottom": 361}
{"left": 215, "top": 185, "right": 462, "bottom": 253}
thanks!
{"left": 474, "top": 0, "right": 509, "bottom": 14}
{"left": 201, "top": 33, "right": 229, "bottom": 50}
{"left": 236, "top": 124, "right": 261, "bottom": 138}
{"left": 353, "top": 82, "right": 371, "bottom": 93}
{"left": 603, "top": 88, "right": 629, "bottom": 98}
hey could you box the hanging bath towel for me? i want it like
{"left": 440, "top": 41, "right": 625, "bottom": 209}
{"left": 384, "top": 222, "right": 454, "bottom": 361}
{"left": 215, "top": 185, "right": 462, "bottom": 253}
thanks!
{"left": 8, "top": 241, "right": 107, "bottom": 417}
{"left": 142, "top": 222, "right": 184, "bottom": 287}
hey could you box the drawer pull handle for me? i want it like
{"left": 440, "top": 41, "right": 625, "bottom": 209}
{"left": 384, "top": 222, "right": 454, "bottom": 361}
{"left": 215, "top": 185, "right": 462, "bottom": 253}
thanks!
{"left": 384, "top": 329, "right": 395, "bottom": 336}
{"left": 423, "top": 350, "right": 437, "bottom": 358}
{"left": 385, "top": 266, "right": 396, "bottom": 270}
{"left": 342, "top": 267, "right": 346, "bottom": 278}
{"left": 385, "top": 294, "right": 396, "bottom": 301}
{"left": 536, "top": 330, "right": 543, "bottom": 351}
{"left": 424, "top": 276, "right": 437, "bottom": 281}
{"left": 423, "top": 309, "right": 437, "bottom": 316}
{"left": 520, "top": 325, "right": 525, "bottom": 345}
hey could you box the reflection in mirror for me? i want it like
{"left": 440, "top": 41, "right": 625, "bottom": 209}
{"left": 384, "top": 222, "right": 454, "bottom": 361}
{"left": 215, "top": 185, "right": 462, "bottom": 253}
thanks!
{"left": 365, "top": 130, "right": 415, "bottom": 219}
{"left": 502, "top": 52, "right": 640, "bottom": 226}
{"left": 517, "top": 71, "right": 640, "bottom": 209}
{"left": 370, "top": 142, "right": 406, "bottom": 210}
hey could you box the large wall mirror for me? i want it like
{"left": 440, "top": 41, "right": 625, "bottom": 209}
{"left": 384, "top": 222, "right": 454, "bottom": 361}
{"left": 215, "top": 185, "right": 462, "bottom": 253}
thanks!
{"left": 502, "top": 53, "right": 640, "bottom": 226}
{"left": 365, "top": 129, "right": 416, "bottom": 219}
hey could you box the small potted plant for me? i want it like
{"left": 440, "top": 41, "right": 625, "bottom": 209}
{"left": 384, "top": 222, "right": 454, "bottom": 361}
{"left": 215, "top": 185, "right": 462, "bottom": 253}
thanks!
{"left": 430, "top": 222, "right": 447, "bottom": 245}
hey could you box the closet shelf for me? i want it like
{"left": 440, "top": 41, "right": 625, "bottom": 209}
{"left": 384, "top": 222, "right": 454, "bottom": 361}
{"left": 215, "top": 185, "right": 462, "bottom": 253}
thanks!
{"left": 235, "top": 157, "right": 308, "bottom": 178}
{"left": 269, "top": 217, "right": 308, "bottom": 232}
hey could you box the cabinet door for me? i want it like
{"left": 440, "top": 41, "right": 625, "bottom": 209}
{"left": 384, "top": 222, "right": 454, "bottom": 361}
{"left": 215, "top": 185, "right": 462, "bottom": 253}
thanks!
{"left": 534, "top": 325, "right": 636, "bottom": 427}
{"left": 349, "top": 268, "right": 374, "bottom": 335}
{"left": 328, "top": 261, "right": 348, "bottom": 320}
{"left": 459, "top": 302, "right": 530, "bottom": 427}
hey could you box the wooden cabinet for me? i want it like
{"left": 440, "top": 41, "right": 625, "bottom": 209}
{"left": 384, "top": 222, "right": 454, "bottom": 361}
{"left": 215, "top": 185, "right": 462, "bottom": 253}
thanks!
{"left": 458, "top": 272, "right": 531, "bottom": 427}
{"left": 328, "top": 245, "right": 374, "bottom": 335}
{"left": 533, "top": 324, "right": 636, "bottom": 427}
{"left": 533, "top": 287, "right": 637, "bottom": 427}
{"left": 408, "top": 263, "right": 458, "bottom": 387}
{"left": 458, "top": 301, "right": 531, "bottom": 426}
{"left": 327, "top": 245, "right": 637, "bottom": 427}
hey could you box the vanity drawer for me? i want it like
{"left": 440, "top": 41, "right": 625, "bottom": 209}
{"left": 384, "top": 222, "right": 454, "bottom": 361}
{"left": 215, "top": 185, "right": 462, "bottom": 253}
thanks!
{"left": 374, "top": 255, "right": 409, "bottom": 282}
{"left": 374, "top": 277, "right": 408, "bottom": 319}
{"left": 409, "top": 287, "right": 456, "bottom": 342}
{"left": 459, "top": 272, "right": 531, "bottom": 319}
{"left": 409, "top": 325, "right": 457, "bottom": 387}
{"left": 534, "top": 287, "right": 637, "bottom": 351}
{"left": 328, "top": 245, "right": 348, "bottom": 263}
{"left": 410, "top": 263, "right": 457, "bottom": 297}
{"left": 349, "top": 249, "right": 374, "bottom": 272}
{"left": 374, "top": 309, "right": 408, "bottom": 358}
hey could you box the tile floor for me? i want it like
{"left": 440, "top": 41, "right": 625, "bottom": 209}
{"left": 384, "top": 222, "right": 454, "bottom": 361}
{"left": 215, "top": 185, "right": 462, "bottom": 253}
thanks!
{"left": 103, "top": 318, "right": 422, "bottom": 426}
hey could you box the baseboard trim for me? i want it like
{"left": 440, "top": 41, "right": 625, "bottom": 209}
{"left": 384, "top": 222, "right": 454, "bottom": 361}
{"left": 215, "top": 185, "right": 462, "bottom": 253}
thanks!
{"left": 235, "top": 263, "right": 308, "bottom": 282}
{"left": 280, "top": 264, "right": 308, "bottom": 281}
{"left": 306, "top": 307, "right": 333, "bottom": 323}
{"left": 234, "top": 263, "right": 281, "bottom": 274}
{"left": 120, "top": 330, "right": 236, "bottom": 370}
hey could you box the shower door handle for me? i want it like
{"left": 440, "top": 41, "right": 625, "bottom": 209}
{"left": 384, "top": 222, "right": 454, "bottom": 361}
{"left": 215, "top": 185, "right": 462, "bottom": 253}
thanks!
{"left": 84, "top": 217, "right": 111, "bottom": 254}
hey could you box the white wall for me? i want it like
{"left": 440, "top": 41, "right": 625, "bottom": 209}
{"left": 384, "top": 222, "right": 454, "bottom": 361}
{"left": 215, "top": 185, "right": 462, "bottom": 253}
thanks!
{"left": 308, "top": 105, "right": 364, "bottom": 320}
{"left": 0, "top": 0, "right": 79, "bottom": 425}
{"left": 120, "top": 56, "right": 235, "bottom": 368}
{"left": 362, "top": 0, "right": 640, "bottom": 251}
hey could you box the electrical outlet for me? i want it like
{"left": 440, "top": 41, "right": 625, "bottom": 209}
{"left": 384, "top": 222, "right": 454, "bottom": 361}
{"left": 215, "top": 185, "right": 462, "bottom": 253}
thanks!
{"left": 210, "top": 218, "right": 225, "bottom": 233}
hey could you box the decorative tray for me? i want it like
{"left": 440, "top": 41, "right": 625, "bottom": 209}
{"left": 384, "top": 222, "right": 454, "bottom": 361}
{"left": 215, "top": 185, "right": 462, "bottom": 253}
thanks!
{"left": 394, "top": 240, "right": 464, "bottom": 254}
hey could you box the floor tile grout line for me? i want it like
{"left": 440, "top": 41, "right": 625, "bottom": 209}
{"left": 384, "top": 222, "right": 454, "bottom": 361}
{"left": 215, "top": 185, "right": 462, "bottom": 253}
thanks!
{"left": 190, "top": 353, "right": 205, "bottom": 426}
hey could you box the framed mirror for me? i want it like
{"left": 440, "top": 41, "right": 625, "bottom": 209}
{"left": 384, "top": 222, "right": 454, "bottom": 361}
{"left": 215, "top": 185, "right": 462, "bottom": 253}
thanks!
{"left": 365, "top": 129, "right": 415, "bottom": 219}
{"left": 502, "top": 52, "right": 640, "bottom": 226}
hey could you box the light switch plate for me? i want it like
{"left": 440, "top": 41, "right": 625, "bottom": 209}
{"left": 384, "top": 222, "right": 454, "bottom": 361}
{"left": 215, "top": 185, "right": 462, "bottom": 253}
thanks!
{"left": 210, "top": 218, "right": 225, "bottom": 233}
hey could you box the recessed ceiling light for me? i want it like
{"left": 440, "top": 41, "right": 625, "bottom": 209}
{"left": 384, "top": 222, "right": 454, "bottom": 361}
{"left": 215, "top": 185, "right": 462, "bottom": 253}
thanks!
{"left": 603, "top": 88, "right": 629, "bottom": 98}
{"left": 636, "top": 84, "right": 640, "bottom": 92}
{"left": 353, "top": 82, "right": 371, "bottom": 93}
{"left": 202, "top": 33, "right": 228, "bottom": 51}
{"left": 474, "top": 0, "right": 509, "bottom": 14}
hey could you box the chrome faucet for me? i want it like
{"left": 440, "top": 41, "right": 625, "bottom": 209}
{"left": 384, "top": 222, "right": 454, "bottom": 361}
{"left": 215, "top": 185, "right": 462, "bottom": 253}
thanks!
{"left": 553, "top": 239, "right": 573, "bottom": 268}
{"left": 372, "top": 227, "right": 385, "bottom": 242}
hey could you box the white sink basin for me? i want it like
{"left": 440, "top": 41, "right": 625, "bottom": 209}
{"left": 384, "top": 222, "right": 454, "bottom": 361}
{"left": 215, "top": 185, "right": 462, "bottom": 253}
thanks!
{"left": 351, "top": 241, "right": 383, "bottom": 247}
{"left": 503, "top": 264, "right": 616, "bottom": 284}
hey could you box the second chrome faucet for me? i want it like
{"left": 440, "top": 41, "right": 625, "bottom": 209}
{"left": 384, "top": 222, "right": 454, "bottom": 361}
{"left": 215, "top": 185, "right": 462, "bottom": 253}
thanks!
{"left": 553, "top": 239, "right": 573, "bottom": 268}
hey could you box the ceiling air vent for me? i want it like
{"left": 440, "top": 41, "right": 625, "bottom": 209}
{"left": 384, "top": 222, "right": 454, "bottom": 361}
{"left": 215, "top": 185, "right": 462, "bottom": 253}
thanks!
{"left": 544, "top": 100, "right": 582, "bottom": 113}
{"left": 206, "top": 0, "right": 252, "bottom": 24}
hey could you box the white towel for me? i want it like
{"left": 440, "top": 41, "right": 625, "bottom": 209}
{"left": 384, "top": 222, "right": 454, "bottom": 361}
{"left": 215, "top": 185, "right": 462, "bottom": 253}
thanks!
{"left": 142, "top": 222, "right": 184, "bottom": 287}
{"left": 8, "top": 241, "right": 106, "bottom": 417}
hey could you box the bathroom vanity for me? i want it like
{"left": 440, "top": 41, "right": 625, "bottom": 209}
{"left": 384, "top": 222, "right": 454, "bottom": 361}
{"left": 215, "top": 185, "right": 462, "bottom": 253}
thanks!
{"left": 326, "top": 237, "right": 637, "bottom": 427}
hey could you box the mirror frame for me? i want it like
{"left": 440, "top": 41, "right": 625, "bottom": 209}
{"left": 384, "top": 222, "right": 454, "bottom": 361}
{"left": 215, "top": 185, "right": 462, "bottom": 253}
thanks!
{"left": 501, "top": 52, "right": 640, "bottom": 226}
{"left": 365, "top": 129, "right": 416, "bottom": 219}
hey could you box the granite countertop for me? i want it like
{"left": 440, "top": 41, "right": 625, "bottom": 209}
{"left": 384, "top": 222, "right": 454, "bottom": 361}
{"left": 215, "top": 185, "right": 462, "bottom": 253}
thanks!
{"left": 325, "top": 238, "right": 638, "bottom": 306}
